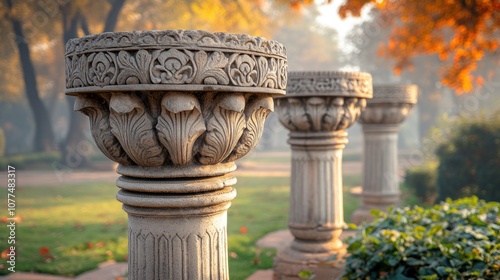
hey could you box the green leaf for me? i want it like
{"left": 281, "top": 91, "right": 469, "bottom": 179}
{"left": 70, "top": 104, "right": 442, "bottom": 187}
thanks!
{"left": 298, "top": 270, "right": 313, "bottom": 279}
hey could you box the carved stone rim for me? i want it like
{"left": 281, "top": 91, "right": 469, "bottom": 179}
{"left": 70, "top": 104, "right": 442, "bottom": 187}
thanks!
{"left": 282, "top": 71, "right": 373, "bottom": 98}
{"left": 65, "top": 29, "right": 287, "bottom": 57}
{"left": 370, "top": 84, "right": 418, "bottom": 104}
{"left": 65, "top": 84, "right": 285, "bottom": 96}
{"left": 65, "top": 29, "right": 287, "bottom": 95}
{"left": 288, "top": 71, "right": 372, "bottom": 80}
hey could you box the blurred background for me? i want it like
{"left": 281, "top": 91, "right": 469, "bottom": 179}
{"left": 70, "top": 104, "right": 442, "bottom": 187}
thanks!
{"left": 1, "top": 0, "right": 500, "bottom": 278}
{"left": 1, "top": 0, "right": 499, "bottom": 166}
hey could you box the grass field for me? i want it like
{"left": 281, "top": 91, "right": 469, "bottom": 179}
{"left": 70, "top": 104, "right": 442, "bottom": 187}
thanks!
{"left": 0, "top": 174, "right": 362, "bottom": 279}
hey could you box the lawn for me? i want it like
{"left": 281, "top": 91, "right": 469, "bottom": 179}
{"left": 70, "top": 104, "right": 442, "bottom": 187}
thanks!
{"left": 0, "top": 174, "right": 362, "bottom": 279}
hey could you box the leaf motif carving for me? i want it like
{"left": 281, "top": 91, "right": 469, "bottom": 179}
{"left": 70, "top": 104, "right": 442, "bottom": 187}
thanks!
{"left": 323, "top": 97, "right": 345, "bottom": 130}
{"left": 87, "top": 52, "right": 117, "bottom": 86}
{"left": 109, "top": 92, "right": 166, "bottom": 167}
{"left": 338, "top": 98, "right": 364, "bottom": 130}
{"left": 150, "top": 49, "right": 195, "bottom": 84}
{"left": 192, "top": 51, "right": 230, "bottom": 85}
{"left": 66, "top": 54, "right": 88, "bottom": 87}
{"left": 226, "top": 96, "right": 273, "bottom": 162}
{"left": 306, "top": 97, "right": 328, "bottom": 131}
{"left": 287, "top": 98, "right": 310, "bottom": 131}
{"left": 117, "top": 50, "right": 152, "bottom": 84}
{"left": 198, "top": 94, "right": 246, "bottom": 165}
{"left": 228, "top": 54, "right": 257, "bottom": 86}
{"left": 74, "top": 94, "right": 133, "bottom": 165}
{"left": 257, "top": 57, "right": 278, "bottom": 88}
{"left": 156, "top": 92, "right": 206, "bottom": 165}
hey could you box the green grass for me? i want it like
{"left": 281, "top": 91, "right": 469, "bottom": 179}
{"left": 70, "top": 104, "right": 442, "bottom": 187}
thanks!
{"left": 0, "top": 174, "right": 361, "bottom": 279}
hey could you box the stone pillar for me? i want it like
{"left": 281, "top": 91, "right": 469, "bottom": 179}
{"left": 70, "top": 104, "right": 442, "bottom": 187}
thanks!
{"left": 64, "top": 30, "right": 287, "bottom": 279}
{"left": 274, "top": 71, "right": 372, "bottom": 279}
{"left": 351, "top": 84, "right": 418, "bottom": 225}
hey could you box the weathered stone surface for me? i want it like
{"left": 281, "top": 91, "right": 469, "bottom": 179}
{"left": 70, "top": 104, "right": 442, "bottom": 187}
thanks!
{"left": 66, "top": 29, "right": 286, "bottom": 280}
{"left": 352, "top": 84, "right": 418, "bottom": 225}
{"left": 274, "top": 71, "right": 372, "bottom": 279}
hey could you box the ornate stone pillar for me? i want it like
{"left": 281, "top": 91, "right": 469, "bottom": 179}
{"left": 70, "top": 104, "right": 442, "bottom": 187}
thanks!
{"left": 64, "top": 30, "right": 287, "bottom": 280}
{"left": 351, "top": 85, "right": 418, "bottom": 225}
{"left": 274, "top": 71, "right": 372, "bottom": 279}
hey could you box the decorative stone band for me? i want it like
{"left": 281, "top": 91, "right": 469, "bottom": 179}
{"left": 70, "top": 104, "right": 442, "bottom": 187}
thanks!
{"left": 65, "top": 30, "right": 287, "bottom": 95}
{"left": 369, "top": 84, "right": 418, "bottom": 104}
{"left": 284, "top": 71, "right": 372, "bottom": 98}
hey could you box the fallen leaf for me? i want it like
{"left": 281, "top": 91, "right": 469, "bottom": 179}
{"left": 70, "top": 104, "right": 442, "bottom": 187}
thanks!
{"left": 39, "top": 247, "right": 51, "bottom": 256}
{"left": 229, "top": 252, "right": 238, "bottom": 259}
{"left": 1, "top": 249, "right": 9, "bottom": 259}
{"left": 239, "top": 226, "right": 248, "bottom": 234}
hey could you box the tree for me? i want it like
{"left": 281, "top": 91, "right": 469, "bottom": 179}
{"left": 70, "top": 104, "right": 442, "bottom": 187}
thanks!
{"left": 60, "top": 0, "right": 126, "bottom": 168}
{"left": 2, "top": 0, "right": 56, "bottom": 152}
{"left": 338, "top": 0, "right": 500, "bottom": 93}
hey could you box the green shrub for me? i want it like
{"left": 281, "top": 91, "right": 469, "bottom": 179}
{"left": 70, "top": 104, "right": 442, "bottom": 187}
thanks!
{"left": 404, "top": 162, "right": 437, "bottom": 206}
{"left": 342, "top": 196, "right": 500, "bottom": 280}
{"left": 436, "top": 115, "right": 500, "bottom": 202}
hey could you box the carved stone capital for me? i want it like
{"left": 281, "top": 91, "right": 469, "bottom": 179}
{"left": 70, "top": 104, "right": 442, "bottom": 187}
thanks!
{"left": 276, "top": 71, "right": 372, "bottom": 132}
{"left": 358, "top": 84, "right": 418, "bottom": 125}
{"left": 67, "top": 30, "right": 284, "bottom": 178}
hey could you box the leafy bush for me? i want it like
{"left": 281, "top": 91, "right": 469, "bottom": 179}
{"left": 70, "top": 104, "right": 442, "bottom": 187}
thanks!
{"left": 404, "top": 162, "right": 437, "bottom": 206}
{"left": 436, "top": 114, "right": 500, "bottom": 202}
{"left": 342, "top": 196, "right": 500, "bottom": 280}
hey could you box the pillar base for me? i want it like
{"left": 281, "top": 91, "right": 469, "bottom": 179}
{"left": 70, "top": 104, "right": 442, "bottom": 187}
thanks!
{"left": 273, "top": 244, "right": 347, "bottom": 280}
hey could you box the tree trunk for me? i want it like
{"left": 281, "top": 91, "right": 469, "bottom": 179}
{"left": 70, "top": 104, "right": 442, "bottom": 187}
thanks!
{"left": 5, "top": 0, "right": 56, "bottom": 152}
{"left": 62, "top": 0, "right": 126, "bottom": 168}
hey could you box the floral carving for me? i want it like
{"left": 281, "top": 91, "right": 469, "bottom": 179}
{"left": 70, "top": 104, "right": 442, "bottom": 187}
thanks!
{"left": 198, "top": 94, "right": 246, "bottom": 165}
{"left": 109, "top": 93, "right": 166, "bottom": 167}
{"left": 228, "top": 54, "right": 258, "bottom": 86}
{"left": 87, "top": 52, "right": 117, "bottom": 86}
{"left": 74, "top": 94, "right": 133, "bottom": 165}
{"left": 66, "top": 54, "right": 87, "bottom": 87}
{"left": 226, "top": 96, "right": 274, "bottom": 162}
{"left": 156, "top": 92, "right": 206, "bottom": 165}
{"left": 117, "top": 50, "right": 152, "bottom": 84}
{"left": 257, "top": 57, "right": 278, "bottom": 88}
{"left": 192, "top": 51, "right": 230, "bottom": 85}
{"left": 151, "top": 49, "right": 195, "bottom": 84}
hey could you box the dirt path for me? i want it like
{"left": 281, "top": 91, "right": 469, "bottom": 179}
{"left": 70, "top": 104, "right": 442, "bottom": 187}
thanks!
{"left": 7, "top": 160, "right": 364, "bottom": 188}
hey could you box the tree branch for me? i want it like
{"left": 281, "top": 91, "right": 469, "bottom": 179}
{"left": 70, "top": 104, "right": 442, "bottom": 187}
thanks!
{"left": 103, "top": 0, "right": 126, "bottom": 32}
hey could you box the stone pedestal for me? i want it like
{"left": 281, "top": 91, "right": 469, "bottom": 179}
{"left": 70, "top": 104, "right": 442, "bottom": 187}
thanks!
{"left": 274, "top": 71, "right": 372, "bottom": 279}
{"left": 351, "top": 85, "right": 418, "bottom": 225}
{"left": 65, "top": 30, "right": 287, "bottom": 279}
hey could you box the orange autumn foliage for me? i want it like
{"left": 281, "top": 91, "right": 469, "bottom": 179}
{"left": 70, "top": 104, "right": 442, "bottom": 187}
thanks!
{"left": 318, "top": 0, "right": 500, "bottom": 93}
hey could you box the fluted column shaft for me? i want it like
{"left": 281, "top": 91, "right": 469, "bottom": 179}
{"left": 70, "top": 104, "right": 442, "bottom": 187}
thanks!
{"left": 117, "top": 177, "right": 237, "bottom": 280}
{"left": 361, "top": 124, "right": 400, "bottom": 207}
{"left": 288, "top": 132, "right": 347, "bottom": 252}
